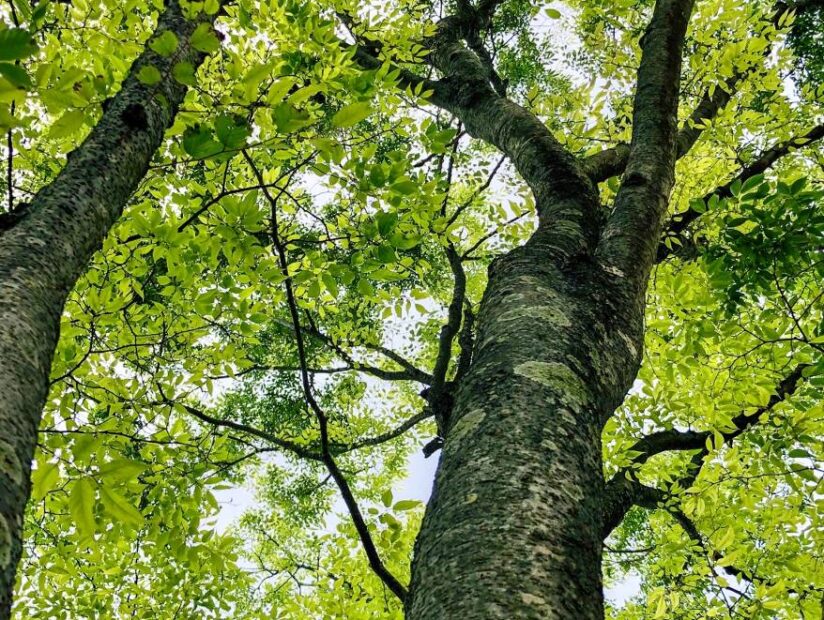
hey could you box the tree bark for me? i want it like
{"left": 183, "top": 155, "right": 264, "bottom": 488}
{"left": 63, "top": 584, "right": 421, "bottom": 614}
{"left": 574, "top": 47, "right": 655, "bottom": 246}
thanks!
{"left": 406, "top": 225, "right": 645, "bottom": 619}
{"left": 405, "top": 0, "right": 694, "bottom": 616}
{"left": 0, "top": 4, "right": 215, "bottom": 616}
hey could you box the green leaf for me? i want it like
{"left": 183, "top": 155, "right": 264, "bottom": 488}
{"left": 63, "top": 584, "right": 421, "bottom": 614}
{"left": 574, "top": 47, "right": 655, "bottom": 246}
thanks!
{"left": 272, "top": 102, "right": 312, "bottom": 133}
{"left": 545, "top": 7, "right": 562, "bottom": 18}
{"left": 98, "top": 459, "right": 147, "bottom": 483}
{"left": 214, "top": 114, "right": 250, "bottom": 149}
{"left": 150, "top": 30, "right": 179, "bottom": 57}
{"left": 172, "top": 61, "right": 196, "bottom": 86}
{"left": 376, "top": 211, "right": 398, "bottom": 237}
{"left": 0, "top": 63, "right": 31, "bottom": 89}
{"left": 372, "top": 268, "right": 404, "bottom": 281}
{"left": 137, "top": 65, "right": 162, "bottom": 86}
{"left": 356, "top": 279, "right": 374, "bottom": 296}
{"left": 71, "top": 434, "right": 96, "bottom": 462}
{"left": 68, "top": 478, "right": 96, "bottom": 538}
{"left": 49, "top": 110, "right": 86, "bottom": 138}
{"left": 389, "top": 232, "right": 420, "bottom": 250}
{"left": 100, "top": 486, "right": 144, "bottom": 527}
{"left": 376, "top": 243, "right": 396, "bottom": 263}
{"left": 31, "top": 1, "right": 49, "bottom": 24}
{"left": 369, "top": 165, "right": 386, "bottom": 187}
{"left": 321, "top": 272, "right": 339, "bottom": 297}
{"left": 331, "top": 101, "right": 372, "bottom": 128}
{"left": 390, "top": 180, "right": 417, "bottom": 195}
{"left": 31, "top": 462, "right": 59, "bottom": 501}
{"left": 191, "top": 23, "right": 220, "bottom": 54}
{"left": 740, "top": 173, "right": 764, "bottom": 194}
{"left": 0, "top": 28, "right": 37, "bottom": 62}
{"left": 789, "top": 177, "right": 807, "bottom": 195}
{"left": 182, "top": 125, "right": 223, "bottom": 159}
{"left": 788, "top": 449, "right": 811, "bottom": 458}
{"left": 392, "top": 500, "right": 421, "bottom": 511}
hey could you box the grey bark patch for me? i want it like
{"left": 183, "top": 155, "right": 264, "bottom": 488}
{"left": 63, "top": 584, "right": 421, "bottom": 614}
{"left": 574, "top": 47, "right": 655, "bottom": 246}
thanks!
{"left": 514, "top": 275, "right": 557, "bottom": 295}
{"left": 513, "top": 361, "right": 587, "bottom": 408}
{"left": 0, "top": 515, "right": 9, "bottom": 568}
{"left": 446, "top": 408, "right": 485, "bottom": 448}
{"left": 617, "top": 330, "right": 638, "bottom": 359}
{"left": 599, "top": 261, "right": 626, "bottom": 278}
{"left": 497, "top": 305, "right": 571, "bottom": 327}
{"left": 520, "top": 592, "right": 547, "bottom": 607}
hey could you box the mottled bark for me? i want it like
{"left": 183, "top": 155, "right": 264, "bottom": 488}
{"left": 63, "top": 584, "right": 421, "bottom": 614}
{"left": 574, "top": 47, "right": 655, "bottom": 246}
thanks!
{"left": 597, "top": 0, "right": 694, "bottom": 291}
{"left": 0, "top": 4, "right": 214, "bottom": 615}
{"left": 404, "top": 0, "right": 694, "bottom": 617}
{"left": 406, "top": 226, "right": 645, "bottom": 619}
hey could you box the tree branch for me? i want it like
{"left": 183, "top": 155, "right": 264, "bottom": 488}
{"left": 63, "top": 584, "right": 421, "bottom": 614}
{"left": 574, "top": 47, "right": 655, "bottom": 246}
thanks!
{"left": 427, "top": 245, "right": 466, "bottom": 435}
{"left": 650, "top": 491, "right": 822, "bottom": 597}
{"left": 173, "top": 399, "right": 323, "bottom": 462}
{"left": 341, "top": 411, "right": 434, "bottom": 452}
{"left": 602, "top": 363, "right": 808, "bottom": 538}
{"left": 454, "top": 301, "right": 475, "bottom": 384}
{"left": 300, "top": 320, "right": 432, "bottom": 385}
{"left": 345, "top": 7, "right": 600, "bottom": 257}
{"left": 656, "top": 123, "right": 824, "bottom": 261}
{"left": 596, "top": 0, "right": 696, "bottom": 283}
{"left": 243, "top": 150, "right": 408, "bottom": 603}
{"left": 583, "top": 0, "right": 804, "bottom": 183}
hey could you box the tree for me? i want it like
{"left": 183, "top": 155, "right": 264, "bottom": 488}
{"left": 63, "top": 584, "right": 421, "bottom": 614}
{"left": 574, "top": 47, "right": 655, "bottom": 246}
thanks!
{"left": 0, "top": 1, "right": 222, "bottom": 615}
{"left": 6, "top": 0, "right": 824, "bottom": 618}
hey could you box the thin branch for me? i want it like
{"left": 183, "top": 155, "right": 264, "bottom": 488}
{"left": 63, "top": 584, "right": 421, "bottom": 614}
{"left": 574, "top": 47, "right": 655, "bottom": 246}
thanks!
{"left": 206, "top": 364, "right": 352, "bottom": 380}
{"left": 243, "top": 149, "right": 408, "bottom": 603}
{"left": 5, "top": 108, "right": 12, "bottom": 214}
{"left": 177, "top": 400, "right": 322, "bottom": 462}
{"left": 446, "top": 154, "right": 506, "bottom": 227}
{"left": 297, "top": 318, "right": 432, "bottom": 384}
{"left": 341, "top": 411, "right": 434, "bottom": 452}
{"left": 656, "top": 498, "right": 824, "bottom": 596}
{"left": 602, "top": 364, "right": 809, "bottom": 538}
{"left": 461, "top": 211, "right": 528, "bottom": 259}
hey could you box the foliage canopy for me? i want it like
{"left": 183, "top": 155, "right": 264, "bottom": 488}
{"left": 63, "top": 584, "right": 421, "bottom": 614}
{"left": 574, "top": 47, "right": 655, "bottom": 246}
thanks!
{"left": 1, "top": 0, "right": 822, "bottom": 618}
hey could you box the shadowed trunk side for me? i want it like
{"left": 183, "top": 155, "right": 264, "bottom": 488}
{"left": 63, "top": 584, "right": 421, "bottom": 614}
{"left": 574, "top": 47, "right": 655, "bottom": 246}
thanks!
{"left": 0, "top": 4, "right": 217, "bottom": 615}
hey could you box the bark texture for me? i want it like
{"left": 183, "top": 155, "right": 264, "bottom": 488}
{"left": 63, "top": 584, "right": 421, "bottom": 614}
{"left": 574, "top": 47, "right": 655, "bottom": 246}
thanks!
{"left": 403, "top": 0, "right": 695, "bottom": 617}
{"left": 0, "top": 4, "right": 214, "bottom": 615}
{"left": 406, "top": 230, "right": 644, "bottom": 619}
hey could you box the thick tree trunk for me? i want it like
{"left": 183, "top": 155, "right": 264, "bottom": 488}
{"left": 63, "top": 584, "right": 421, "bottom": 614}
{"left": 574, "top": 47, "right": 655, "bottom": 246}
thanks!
{"left": 406, "top": 228, "right": 644, "bottom": 619}
{"left": 0, "top": 4, "right": 214, "bottom": 616}
{"left": 354, "top": 0, "right": 692, "bottom": 615}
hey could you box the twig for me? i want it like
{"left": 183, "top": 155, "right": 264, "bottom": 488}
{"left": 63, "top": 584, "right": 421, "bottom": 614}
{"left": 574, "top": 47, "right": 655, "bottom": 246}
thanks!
{"left": 242, "top": 149, "right": 408, "bottom": 603}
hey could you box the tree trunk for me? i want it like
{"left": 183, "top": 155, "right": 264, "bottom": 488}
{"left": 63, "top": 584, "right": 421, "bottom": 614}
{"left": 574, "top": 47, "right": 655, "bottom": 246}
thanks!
{"left": 405, "top": 0, "right": 692, "bottom": 612}
{"left": 0, "top": 4, "right": 214, "bottom": 616}
{"left": 406, "top": 227, "right": 645, "bottom": 619}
